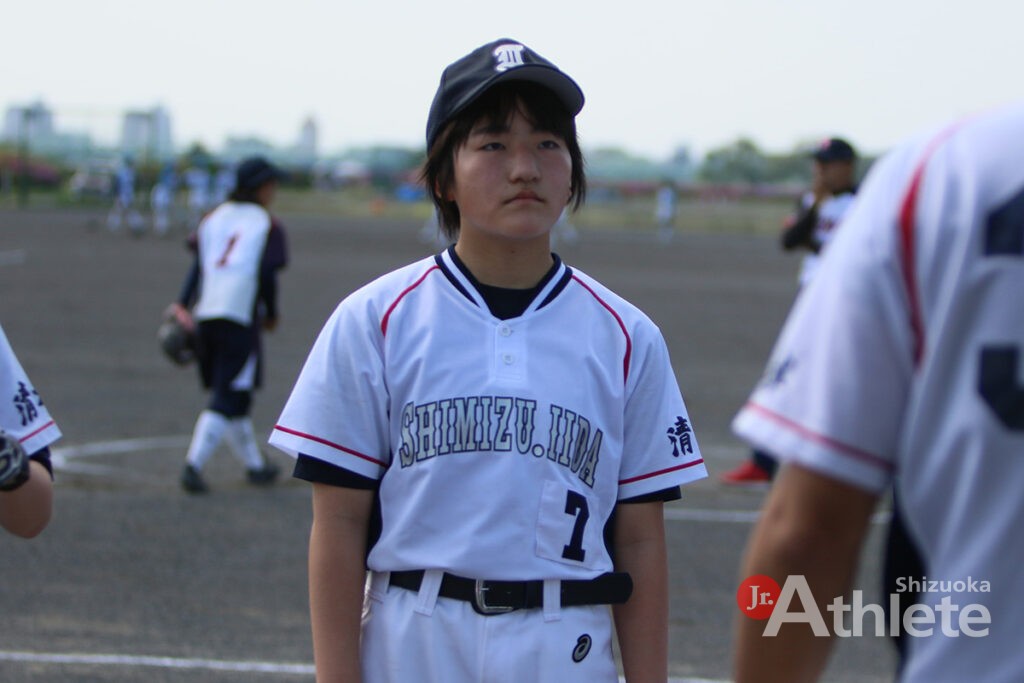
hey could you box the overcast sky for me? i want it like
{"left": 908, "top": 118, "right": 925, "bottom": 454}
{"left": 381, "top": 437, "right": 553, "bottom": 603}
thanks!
{"left": 4, "top": 0, "right": 1021, "bottom": 159}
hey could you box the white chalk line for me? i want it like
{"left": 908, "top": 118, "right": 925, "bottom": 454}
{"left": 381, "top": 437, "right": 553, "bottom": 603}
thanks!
{"left": 0, "top": 651, "right": 724, "bottom": 682}
{"left": 0, "top": 651, "right": 312, "bottom": 675}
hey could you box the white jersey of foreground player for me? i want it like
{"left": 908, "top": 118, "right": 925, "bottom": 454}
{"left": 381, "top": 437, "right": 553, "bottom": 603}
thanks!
{"left": 733, "top": 100, "right": 1024, "bottom": 683}
{"left": 271, "top": 248, "right": 707, "bottom": 581}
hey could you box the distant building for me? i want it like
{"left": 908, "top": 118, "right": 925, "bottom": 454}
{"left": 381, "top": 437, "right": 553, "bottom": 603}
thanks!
{"left": 1, "top": 101, "right": 56, "bottom": 143}
{"left": 293, "top": 116, "right": 318, "bottom": 166}
{"left": 120, "top": 106, "right": 174, "bottom": 161}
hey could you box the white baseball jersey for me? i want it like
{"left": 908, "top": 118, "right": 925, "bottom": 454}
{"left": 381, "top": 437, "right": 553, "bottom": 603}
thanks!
{"left": 796, "top": 190, "right": 857, "bottom": 286}
{"left": 193, "top": 202, "right": 273, "bottom": 326}
{"left": 733, "top": 100, "right": 1024, "bottom": 683}
{"left": 0, "top": 324, "right": 61, "bottom": 456}
{"left": 271, "top": 248, "right": 707, "bottom": 581}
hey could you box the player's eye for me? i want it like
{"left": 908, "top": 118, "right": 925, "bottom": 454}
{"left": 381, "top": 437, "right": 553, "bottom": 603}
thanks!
{"left": 539, "top": 139, "right": 563, "bottom": 150}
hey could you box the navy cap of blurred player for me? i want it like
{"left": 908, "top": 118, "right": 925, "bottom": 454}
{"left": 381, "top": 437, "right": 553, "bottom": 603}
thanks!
{"left": 812, "top": 137, "right": 857, "bottom": 163}
{"left": 426, "top": 38, "right": 585, "bottom": 150}
{"left": 235, "top": 156, "right": 287, "bottom": 191}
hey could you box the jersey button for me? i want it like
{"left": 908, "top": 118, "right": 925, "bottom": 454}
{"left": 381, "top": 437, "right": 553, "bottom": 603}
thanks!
{"left": 502, "top": 353, "right": 515, "bottom": 365}
{"left": 498, "top": 324, "right": 512, "bottom": 337}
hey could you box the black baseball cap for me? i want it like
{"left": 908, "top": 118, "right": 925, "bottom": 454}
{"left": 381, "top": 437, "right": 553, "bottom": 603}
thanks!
{"left": 812, "top": 137, "right": 856, "bottom": 163}
{"left": 235, "top": 156, "right": 287, "bottom": 190}
{"left": 426, "top": 38, "right": 585, "bottom": 149}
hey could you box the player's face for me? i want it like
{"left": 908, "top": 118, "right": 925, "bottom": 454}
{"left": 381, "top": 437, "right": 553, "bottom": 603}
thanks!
{"left": 256, "top": 180, "right": 279, "bottom": 207}
{"left": 814, "top": 160, "right": 853, "bottom": 194}
{"left": 449, "top": 107, "right": 572, "bottom": 243}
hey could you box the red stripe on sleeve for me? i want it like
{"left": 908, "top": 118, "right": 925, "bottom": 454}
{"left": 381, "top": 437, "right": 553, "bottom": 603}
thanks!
{"left": 273, "top": 425, "right": 387, "bottom": 467}
{"left": 18, "top": 420, "right": 56, "bottom": 444}
{"left": 743, "top": 402, "right": 894, "bottom": 472}
{"left": 619, "top": 458, "right": 705, "bottom": 485}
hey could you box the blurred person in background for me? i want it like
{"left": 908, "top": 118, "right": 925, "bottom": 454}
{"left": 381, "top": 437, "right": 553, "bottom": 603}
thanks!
{"left": 721, "top": 137, "right": 858, "bottom": 485}
{"left": 170, "top": 156, "right": 288, "bottom": 494}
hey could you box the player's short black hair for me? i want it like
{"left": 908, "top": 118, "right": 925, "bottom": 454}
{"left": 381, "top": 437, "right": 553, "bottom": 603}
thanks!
{"left": 421, "top": 81, "right": 586, "bottom": 240}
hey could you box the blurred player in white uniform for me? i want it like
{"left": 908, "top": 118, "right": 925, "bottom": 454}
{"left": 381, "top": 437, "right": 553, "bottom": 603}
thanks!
{"left": 732, "top": 100, "right": 1024, "bottom": 682}
{"left": 0, "top": 323, "right": 61, "bottom": 538}
{"left": 173, "top": 156, "right": 288, "bottom": 493}
{"left": 107, "top": 156, "right": 145, "bottom": 234}
{"left": 270, "top": 38, "right": 707, "bottom": 683}
{"left": 654, "top": 180, "right": 678, "bottom": 243}
{"left": 149, "top": 162, "right": 177, "bottom": 236}
{"left": 183, "top": 164, "right": 212, "bottom": 229}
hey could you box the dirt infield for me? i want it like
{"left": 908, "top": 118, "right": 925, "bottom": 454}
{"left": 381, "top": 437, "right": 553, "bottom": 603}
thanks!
{"left": 0, "top": 206, "right": 896, "bottom": 681}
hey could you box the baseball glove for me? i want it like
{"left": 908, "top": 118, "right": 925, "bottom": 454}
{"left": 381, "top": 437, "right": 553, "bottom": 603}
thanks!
{"left": 158, "top": 309, "right": 197, "bottom": 366}
{"left": 0, "top": 432, "right": 30, "bottom": 491}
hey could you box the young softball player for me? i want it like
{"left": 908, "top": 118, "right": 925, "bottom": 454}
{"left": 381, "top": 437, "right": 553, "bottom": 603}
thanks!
{"left": 271, "top": 39, "right": 707, "bottom": 682}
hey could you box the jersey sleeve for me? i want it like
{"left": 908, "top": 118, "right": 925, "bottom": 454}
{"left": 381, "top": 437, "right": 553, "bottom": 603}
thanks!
{"left": 732, "top": 149, "right": 920, "bottom": 493}
{"left": 617, "top": 321, "right": 707, "bottom": 500}
{"left": 269, "top": 296, "right": 391, "bottom": 479}
{"left": 0, "top": 324, "right": 62, "bottom": 456}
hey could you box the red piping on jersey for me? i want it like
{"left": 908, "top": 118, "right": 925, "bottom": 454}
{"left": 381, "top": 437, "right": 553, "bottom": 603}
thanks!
{"left": 897, "top": 123, "right": 965, "bottom": 367}
{"left": 18, "top": 420, "right": 55, "bottom": 444}
{"left": 273, "top": 425, "right": 387, "bottom": 467}
{"left": 619, "top": 458, "right": 704, "bottom": 485}
{"left": 898, "top": 158, "right": 927, "bottom": 366}
{"left": 381, "top": 265, "right": 440, "bottom": 336}
{"left": 571, "top": 275, "right": 632, "bottom": 384}
{"left": 743, "top": 401, "right": 894, "bottom": 472}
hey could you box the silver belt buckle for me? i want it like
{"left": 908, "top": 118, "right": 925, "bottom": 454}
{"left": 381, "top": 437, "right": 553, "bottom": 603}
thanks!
{"left": 473, "top": 579, "right": 516, "bottom": 614}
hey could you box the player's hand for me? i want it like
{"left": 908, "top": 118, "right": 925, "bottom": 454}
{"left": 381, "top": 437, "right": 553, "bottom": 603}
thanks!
{"left": 165, "top": 302, "right": 195, "bottom": 333}
{"left": 811, "top": 176, "right": 831, "bottom": 204}
{"left": 0, "top": 433, "right": 30, "bottom": 491}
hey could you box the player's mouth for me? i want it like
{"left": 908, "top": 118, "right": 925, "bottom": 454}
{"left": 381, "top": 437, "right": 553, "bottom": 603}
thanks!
{"left": 506, "top": 190, "right": 543, "bottom": 204}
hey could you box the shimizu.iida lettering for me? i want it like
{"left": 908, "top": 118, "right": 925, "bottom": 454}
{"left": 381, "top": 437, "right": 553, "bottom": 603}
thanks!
{"left": 740, "top": 575, "right": 992, "bottom": 638}
{"left": 396, "top": 396, "right": 603, "bottom": 487}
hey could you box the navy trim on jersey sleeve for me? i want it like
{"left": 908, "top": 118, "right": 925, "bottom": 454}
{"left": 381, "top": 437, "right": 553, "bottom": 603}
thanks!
{"left": 29, "top": 446, "right": 54, "bottom": 480}
{"left": 293, "top": 453, "right": 379, "bottom": 489}
{"left": 619, "top": 486, "right": 681, "bottom": 504}
{"left": 257, "top": 221, "right": 288, "bottom": 321}
{"left": 178, "top": 257, "right": 200, "bottom": 308}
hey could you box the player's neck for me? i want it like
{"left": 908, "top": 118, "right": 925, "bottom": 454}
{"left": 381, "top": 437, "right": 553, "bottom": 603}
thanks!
{"left": 453, "top": 235, "right": 554, "bottom": 289}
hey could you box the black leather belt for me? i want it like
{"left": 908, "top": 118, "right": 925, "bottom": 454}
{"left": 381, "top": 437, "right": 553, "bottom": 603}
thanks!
{"left": 388, "top": 569, "right": 633, "bottom": 616}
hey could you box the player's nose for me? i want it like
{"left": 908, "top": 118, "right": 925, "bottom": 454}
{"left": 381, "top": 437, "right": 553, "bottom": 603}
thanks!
{"left": 507, "top": 143, "right": 540, "bottom": 183}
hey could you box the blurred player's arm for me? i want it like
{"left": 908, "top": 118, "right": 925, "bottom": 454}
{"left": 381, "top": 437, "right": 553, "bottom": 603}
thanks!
{"left": 257, "top": 222, "right": 287, "bottom": 331}
{"left": 780, "top": 205, "right": 821, "bottom": 252}
{"left": 0, "top": 454, "right": 54, "bottom": 538}
{"left": 734, "top": 463, "right": 878, "bottom": 683}
{"left": 308, "top": 482, "right": 374, "bottom": 683}
{"left": 612, "top": 500, "right": 670, "bottom": 683}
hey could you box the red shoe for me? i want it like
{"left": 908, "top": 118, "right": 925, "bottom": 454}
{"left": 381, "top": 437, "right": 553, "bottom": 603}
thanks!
{"left": 720, "top": 460, "right": 772, "bottom": 485}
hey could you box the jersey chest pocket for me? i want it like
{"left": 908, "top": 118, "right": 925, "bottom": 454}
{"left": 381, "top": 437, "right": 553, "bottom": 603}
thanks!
{"left": 535, "top": 479, "right": 603, "bottom": 570}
